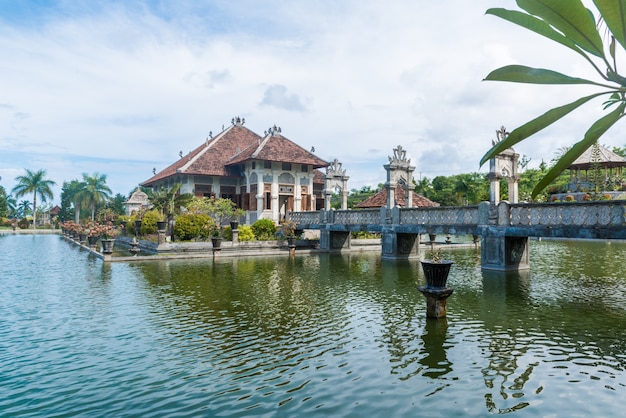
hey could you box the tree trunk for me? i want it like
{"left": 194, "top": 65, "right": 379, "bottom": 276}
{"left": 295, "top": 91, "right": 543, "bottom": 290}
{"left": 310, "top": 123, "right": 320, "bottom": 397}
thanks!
{"left": 32, "top": 194, "right": 37, "bottom": 229}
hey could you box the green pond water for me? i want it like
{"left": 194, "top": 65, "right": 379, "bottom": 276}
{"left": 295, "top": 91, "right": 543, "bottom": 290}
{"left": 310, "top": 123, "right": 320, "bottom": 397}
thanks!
{"left": 1, "top": 234, "right": 626, "bottom": 417}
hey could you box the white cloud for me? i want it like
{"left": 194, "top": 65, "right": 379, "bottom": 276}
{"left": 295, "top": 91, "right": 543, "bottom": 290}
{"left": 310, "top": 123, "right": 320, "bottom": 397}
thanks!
{"left": 0, "top": 0, "right": 623, "bottom": 201}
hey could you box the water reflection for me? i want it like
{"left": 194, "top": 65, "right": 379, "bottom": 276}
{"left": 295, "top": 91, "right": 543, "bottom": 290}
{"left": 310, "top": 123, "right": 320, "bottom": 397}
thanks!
{"left": 419, "top": 318, "right": 452, "bottom": 379}
{"left": 5, "top": 236, "right": 626, "bottom": 417}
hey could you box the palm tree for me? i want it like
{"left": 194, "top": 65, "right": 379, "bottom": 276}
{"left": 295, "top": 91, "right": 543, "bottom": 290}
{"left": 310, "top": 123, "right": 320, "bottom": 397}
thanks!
{"left": 65, "top": 179, "right": 87, "bottom": 222}
{"left": 149, "top": 183, "right": 193, "bottom": 235}
{"left": 77, "top": 172, "right": 112, "bottom": 221}
{"left": 12, "top": 169, "right": 56, "bottom": 228}
{"left": 16, "top": 200, "right": 32, "bottom": 218}
{"left": 7, "top": 194, "right": 17, "bottom": 218}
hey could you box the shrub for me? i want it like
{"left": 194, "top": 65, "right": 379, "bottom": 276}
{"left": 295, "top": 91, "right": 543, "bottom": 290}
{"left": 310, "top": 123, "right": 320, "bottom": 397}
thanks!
{"left": 174, "top": 213, "right": 213, "bottom": 241}
{"left": 565, "top": 195, "right": 575, "bottom": 202}
{"left": 251, "top": 218, "right": 277, "bottom": 240}
{"left": 238, "top": 224, "right": 254, "bottom": 241}
{"left": 18, "top": 218, "right": 30, "bottom": 229}
{"left": 140, "top": 209, "right": 162, "bottom": 235}
{"left": 582, "top": 193, "right": 591, "bottom": 201}
{"left": 601, "top": 193, "right": 612, "bottom": 200}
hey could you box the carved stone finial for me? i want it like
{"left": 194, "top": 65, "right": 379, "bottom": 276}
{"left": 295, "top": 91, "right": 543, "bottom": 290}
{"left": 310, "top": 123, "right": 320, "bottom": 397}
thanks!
{"left": 388, "top": 145, "right": 410, "bottom": 165}
{"left": 326, "top": 158, "right": 346, "bottom": 175}
{"left": 493, "top": 125, "right": 509, "bottom": 145}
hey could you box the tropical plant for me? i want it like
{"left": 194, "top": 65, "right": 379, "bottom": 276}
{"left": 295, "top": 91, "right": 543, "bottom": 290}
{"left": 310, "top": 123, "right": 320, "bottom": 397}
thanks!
{"left": 12, "top": 169, "right": 55, "bottom": 228}
{"left": 0, "top": 186, "right": 8, "bottom": 218}
{"left": 481, "top": 0, "right": 626, "bottom": 198}
{"left": 77, "top": 172, "right": 112, "bottom": 221}
{"left": 150, "top": 183, "right": 193, "bottom": 222}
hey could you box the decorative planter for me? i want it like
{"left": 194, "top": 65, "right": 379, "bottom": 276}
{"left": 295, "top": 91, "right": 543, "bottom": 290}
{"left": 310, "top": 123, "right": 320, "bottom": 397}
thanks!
{"left": 79, "top": 233, "right": 87, "bottom": 245}
{"left": 157, "top": 221, "right": 167, "bottom": 231}
{"left": 287, "top": 236, "right": 297, "bottom": 248}
{"left": 420, "top": 260, "right": 453, "bottom": 289}
{"left": 88, "top": 235, "right": 98, "bottom": 247}
{"left": 134, "top": 220, "right": 142, "bottom": 236}
{"left": 211, "top": 237, "right": 222, "bottom": 249}
{"left": 101, "top": 239, "right": 115, "bottom": 254}
{"left": 230, "top": 221, "right": 239, "bottom": 231}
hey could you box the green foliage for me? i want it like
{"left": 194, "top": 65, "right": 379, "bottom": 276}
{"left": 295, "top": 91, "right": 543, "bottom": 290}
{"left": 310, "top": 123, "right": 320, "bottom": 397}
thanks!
{"left": 0, "top": 186, "right": 8, "bottom": 218}
{"left": 237, "top": 224, "right": 255, "bottom": 241}
{"left": 251, "top": 218, "right": 277, "bottom": 240}
{"left": 140, "top": 209, "right": 162, "bottom": 235}
{"left": 150, "top": 183, "right": 193, "bottom": 220}
{"left": 482, "top": 0, "right": 626, "bottom": 197}
{"left": 107, "top": 193, "right": 127, "bottom": 216}
{"left": 173, "top": 213, "right": 214, "bottom": 241}
{"left": 12, "top": 169, "right": 56, "bottom": 227}
{"left": 187, "top": 196, "right": 244, "bottom": 226}
{"left": 17, "top": 218, "right": 30, "bottom": 229}
{"left": 427, "top": 173, "right": 489, "bottom": 206}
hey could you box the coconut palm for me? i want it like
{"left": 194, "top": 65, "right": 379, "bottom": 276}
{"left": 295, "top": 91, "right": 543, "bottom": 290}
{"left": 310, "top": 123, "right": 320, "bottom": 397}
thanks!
{"left": 77, "top": 172, "right": 112, "bottom": 221}
{"left": 16, "top": 200, "right": 32, "bottom": 218}
{"left": 481, "top": 0, "right": 626, "bottom": 197}
{"left": 61, "top": 179, "right": 87, "bottom": 222}
{"left": 12, "top": 169, "right": 56, "bottom": 228}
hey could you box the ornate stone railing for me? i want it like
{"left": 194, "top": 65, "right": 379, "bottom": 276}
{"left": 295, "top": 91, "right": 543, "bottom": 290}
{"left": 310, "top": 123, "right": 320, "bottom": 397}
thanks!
{"left": 506, "top": 201, "right": 626, "bottom": 227}
{"left": 399, "top": 205, "right": 482, "bottom": 226}
{"left": 333, "top": 209, "right": 381, "bottom": 225}
{"left": 288, "top": 211, "right": 322, "bottom": 225}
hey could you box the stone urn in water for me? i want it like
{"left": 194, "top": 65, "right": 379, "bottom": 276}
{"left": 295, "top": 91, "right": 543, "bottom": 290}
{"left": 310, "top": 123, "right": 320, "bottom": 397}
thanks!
{"left": 418, "top": 247, "right": 454, "bottom": 318}
{"left": 101, "top": 239, "right": 115, "bottom": 254}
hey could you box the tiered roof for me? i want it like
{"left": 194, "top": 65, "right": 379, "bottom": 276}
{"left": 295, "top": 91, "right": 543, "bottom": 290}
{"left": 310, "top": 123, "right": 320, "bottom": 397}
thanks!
{"left": 141, "top": 121, "right": 328, "bottom": 187}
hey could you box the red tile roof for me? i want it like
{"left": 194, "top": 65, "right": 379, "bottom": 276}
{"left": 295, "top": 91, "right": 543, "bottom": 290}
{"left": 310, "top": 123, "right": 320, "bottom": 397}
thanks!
{"left": 355, "top": 184, "right": 439, "bottom": 208}
{"left": 141, "top": 124, "right": 262, "bottom": 186}
{"left": 141, "top": 124, "right": 329, "bottom": 187}
{"left": 227, "top": 132, "right": 328, "bottom": 168}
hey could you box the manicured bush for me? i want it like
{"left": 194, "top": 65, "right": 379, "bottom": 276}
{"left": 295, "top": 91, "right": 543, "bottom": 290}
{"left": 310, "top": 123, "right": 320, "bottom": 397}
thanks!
{"left": 251, "top": 219, "right": 277, "bottom": 240}
{"left": 140, "top": 209, "right": 162, "bottom": 235}
{"left": 174, "top": 213, "right": 213, "bottom": 241}
{"left": 18, "top": 218, "right": 30, "bottom": 229}
{"left": 238, "top": 225, "right": 254, "bottom": 241}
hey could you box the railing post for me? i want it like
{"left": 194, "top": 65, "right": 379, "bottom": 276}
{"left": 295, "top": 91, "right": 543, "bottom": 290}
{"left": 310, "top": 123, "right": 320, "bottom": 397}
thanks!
{"left": 497, "top": 201, "right": 511, "bottom": 226}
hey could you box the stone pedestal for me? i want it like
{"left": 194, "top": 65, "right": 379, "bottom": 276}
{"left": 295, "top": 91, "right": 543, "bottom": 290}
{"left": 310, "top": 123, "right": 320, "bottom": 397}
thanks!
{"left": 417, "top": 287, "right": 454, "bottom": 318}
{"left": 381, "top": 231, "right": 419, "bottom": 259}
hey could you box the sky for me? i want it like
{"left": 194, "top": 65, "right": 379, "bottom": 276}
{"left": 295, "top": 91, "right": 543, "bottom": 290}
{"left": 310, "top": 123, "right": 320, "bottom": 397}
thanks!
{"left": 0, "top": 0, "right": 623, "bottom": 206}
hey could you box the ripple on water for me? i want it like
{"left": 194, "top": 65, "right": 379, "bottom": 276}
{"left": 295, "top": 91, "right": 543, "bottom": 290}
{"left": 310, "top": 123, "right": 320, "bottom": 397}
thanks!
{"left": 2, "top": 237, "right": 626, "bottom": 417}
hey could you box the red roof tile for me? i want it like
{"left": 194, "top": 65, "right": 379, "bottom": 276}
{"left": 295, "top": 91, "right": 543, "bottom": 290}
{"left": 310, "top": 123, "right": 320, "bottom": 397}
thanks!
{"left": 141, "top": 124, "right": 262, "bottom": 186}
{"left": 355, "top": 184, "right": 439, "bottom": 208}
{"left": 227, "top": 132, "right": 328, "bottom": 168}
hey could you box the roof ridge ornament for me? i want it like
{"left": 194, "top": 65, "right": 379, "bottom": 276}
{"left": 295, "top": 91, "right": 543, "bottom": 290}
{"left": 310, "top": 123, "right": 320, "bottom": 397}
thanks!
{"left": 231, "top": 116, "right": 245, "bottom": 126}
{"left": 267, "top": 125, "right": 282, "bottom": 136}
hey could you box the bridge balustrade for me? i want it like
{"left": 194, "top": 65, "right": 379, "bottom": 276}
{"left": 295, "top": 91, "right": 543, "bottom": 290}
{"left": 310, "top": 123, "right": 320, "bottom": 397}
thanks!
{"left": 333, "top": 209, "right": 381, "bottom": 225}
{"left": 507, "top": 201, "right": 626, "bottom": 227}
{"left": 399, "top": 206, "right": 480, "bottom": 226}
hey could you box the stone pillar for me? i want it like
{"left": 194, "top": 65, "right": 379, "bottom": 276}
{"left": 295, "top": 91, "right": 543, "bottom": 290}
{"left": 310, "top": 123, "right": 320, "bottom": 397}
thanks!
{"left": 479, "top": 227, "right": 530, "bottom": 271}
{"left": 319, "top": 229, "right": 351, "bottom": 252}
{"left": 381, "top": 230, "right": 420, "bottom": 259}
{"left": 418, "top": 287, "right": 454, "bottom": 318}
{"left": 323, "top": 159, "right": 350, "bottom": 211}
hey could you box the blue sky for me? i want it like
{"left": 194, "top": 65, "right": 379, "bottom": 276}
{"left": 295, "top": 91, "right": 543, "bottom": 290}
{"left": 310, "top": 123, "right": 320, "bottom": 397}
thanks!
{"left": 0, "top": 0, "right": 622, "bottom": 205}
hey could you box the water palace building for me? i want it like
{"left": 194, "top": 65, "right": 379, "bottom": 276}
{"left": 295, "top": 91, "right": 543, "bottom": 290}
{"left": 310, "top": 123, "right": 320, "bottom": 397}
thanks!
{"left": 140, "top": 117, "right": 329, "bottom": 224}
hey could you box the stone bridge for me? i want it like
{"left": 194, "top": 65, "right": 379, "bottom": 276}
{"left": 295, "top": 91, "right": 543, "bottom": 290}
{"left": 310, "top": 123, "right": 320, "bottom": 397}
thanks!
{"left": 287, "top": 200, "right": 626, "bottom": 271}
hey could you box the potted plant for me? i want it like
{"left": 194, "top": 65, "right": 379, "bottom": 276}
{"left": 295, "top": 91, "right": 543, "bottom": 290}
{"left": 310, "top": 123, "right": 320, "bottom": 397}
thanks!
{"left": 210, "top": 224, "right": 222, "bottom": 249}
{"left": 281, "top": 219, "right": 297, "bottom": 248}
{"left": 420, "top": 246, "right": 453, "bottom": 289}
